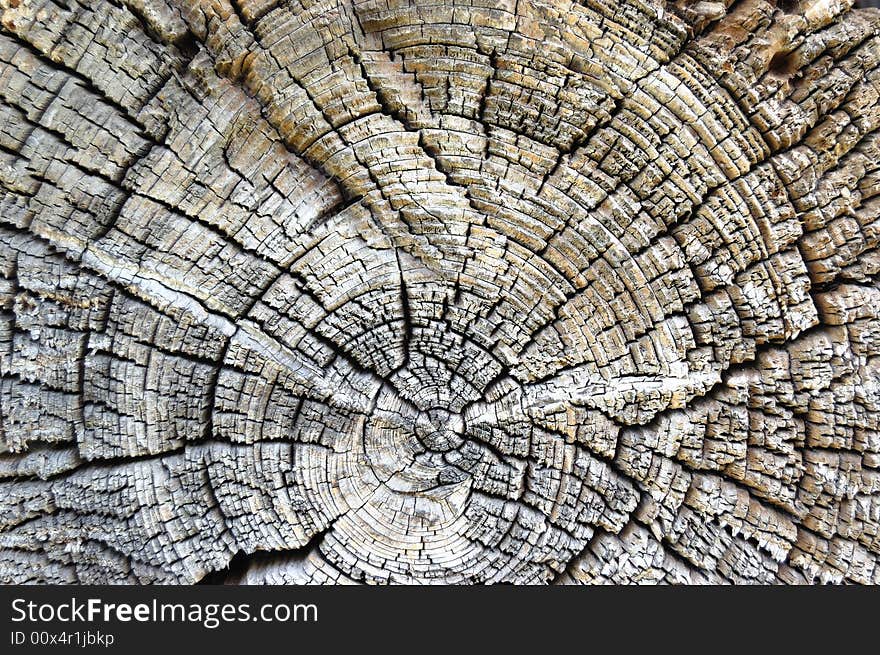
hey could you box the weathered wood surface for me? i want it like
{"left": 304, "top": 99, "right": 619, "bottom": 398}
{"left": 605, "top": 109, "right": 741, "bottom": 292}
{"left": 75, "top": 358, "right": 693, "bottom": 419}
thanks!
{"left": 0, "top": 0, "right": 878, "bottom": 584}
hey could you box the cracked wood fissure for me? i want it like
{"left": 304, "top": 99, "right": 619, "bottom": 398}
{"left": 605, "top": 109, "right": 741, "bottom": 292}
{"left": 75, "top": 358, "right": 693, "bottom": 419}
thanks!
{"left": 0, "top": 0, "right": 879, "bottom": 585}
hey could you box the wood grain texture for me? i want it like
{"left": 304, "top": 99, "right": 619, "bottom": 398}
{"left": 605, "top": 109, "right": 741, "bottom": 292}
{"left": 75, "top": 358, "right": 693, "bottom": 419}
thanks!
{"left": 0, "top": 0, "right": 878, "bottom": 584}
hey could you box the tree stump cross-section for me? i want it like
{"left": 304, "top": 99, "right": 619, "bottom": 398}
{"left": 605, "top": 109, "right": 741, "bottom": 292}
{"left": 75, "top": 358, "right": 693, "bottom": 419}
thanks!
{"left": 0, "top": 0, "right": 879, "bottom": 584}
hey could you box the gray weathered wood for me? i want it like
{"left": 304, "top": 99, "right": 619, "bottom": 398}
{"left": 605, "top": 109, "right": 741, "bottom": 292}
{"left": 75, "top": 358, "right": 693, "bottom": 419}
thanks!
{"left": 0, "top": 0, "right": 879, "bottom": 584}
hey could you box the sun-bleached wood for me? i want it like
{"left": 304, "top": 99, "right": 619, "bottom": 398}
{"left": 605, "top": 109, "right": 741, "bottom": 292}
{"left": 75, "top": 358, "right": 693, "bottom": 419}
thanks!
{"left": 0, "top": 0, "right": 879, "bottom": 584}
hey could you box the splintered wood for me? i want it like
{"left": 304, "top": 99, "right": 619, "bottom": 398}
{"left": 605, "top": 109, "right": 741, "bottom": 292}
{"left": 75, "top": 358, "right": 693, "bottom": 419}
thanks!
{"left": 0, "top": 0, "right": 878, "bottom": 585}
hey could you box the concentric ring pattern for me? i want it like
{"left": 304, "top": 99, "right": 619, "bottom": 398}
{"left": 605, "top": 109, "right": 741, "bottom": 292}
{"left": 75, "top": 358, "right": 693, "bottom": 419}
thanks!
{"left": 0, "top": 0, "right": 879, "bottom": 584}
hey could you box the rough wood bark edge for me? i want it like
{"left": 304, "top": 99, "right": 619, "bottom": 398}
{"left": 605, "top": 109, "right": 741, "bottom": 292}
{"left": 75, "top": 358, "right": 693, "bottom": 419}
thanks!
{"left": 0, "top": 0, "right": 878, "bottom": 584}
